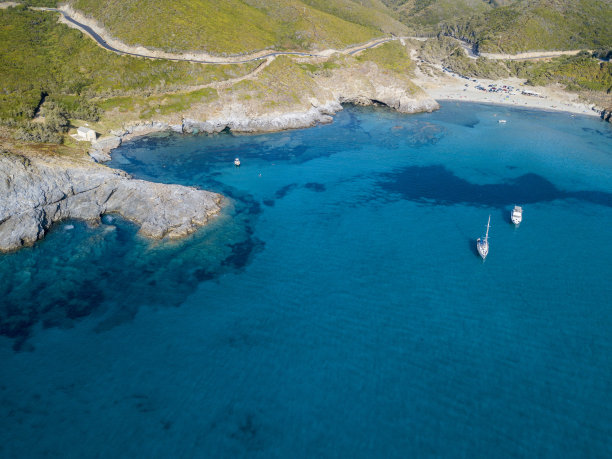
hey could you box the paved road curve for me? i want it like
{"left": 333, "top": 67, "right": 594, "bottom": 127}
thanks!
{"left": 37, "top": 7, "right": 585, "bottom": 64}
{"left": 39, "top": 7, "right": 393, "bottom": 64}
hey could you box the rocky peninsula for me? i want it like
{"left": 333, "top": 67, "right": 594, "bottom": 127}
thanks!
{"left": 0, "top": 150, "right": 222, "bottom": 252}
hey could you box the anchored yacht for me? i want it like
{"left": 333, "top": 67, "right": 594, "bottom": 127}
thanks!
{"left": 234, "top": 157, "right": 241, "bottom": 167}
{"left": 511, "top": 205, "right": 523, "bottom": 225}
{"left": 477, "top": 215, "right": 491, "bottom": 260}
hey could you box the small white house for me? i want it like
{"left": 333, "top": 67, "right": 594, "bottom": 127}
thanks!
{"left": 75, "top": 126, "right": 97, "bottom": 142}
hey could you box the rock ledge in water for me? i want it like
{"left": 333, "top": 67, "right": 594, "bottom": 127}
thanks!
{"left": 0, "top": 152, "right": 222, "bottom": 252}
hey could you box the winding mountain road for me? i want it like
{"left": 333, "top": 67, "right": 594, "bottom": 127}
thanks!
{"left": 32, "top": 6, "right": 588, "bottom": 65}
{"left": 36, "top": 6, "right": 394, "bottom": 64}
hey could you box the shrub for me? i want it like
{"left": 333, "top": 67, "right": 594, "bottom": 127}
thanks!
{"left": 15, "top": 123, "right": 63, "bottom": 144}
{"left": 41, "top": 103, "right": 69, "bottom": 133}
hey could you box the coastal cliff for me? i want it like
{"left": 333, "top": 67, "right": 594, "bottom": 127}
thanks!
{"left": 0, "top": 151, "right": 222, "bottom": 252}
{"left": 178, "top": 59, "right": 440, "bottom": 132}
{"left": 92, "top": 55, "right": 439, "bottom": 161}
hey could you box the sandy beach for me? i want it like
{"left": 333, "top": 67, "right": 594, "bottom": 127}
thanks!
{"left": 413, "top": 63, "right": 601, "bottom": 118}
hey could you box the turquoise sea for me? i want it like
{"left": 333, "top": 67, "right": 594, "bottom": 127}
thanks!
{"left": 1, "top": 103, "right": 612, "bottom": 457}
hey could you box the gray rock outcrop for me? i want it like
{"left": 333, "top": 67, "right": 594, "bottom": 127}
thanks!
{"left": 182, "top": 101, "right": 340, "bottom": 135}
{"left": 0, "top": 152, "right": 222, "bottom": 252}
{"left": 89, "top": 135, "right": 122, "bottom": 162}
{"left": 320, "top": 61, "right": 440, "bottom": 114}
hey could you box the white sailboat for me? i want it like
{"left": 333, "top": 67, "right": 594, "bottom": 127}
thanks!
{"left": 234, "top": 157, "right": 241, "bottom": 167}
{"left": 511, "top": 205, "right": 523, "bottom": 225}
{"left": 477, "top": 215, "right": 491, "bottom": 260}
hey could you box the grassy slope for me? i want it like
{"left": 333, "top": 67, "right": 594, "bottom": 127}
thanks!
{"left": 98, "top": 43, "right": 421, "bottom": 126}
{"left": 356, "top": 41, "right": 416, "bottom": 76}
{"left": 230, "top": 42, "right": 420, "bottom": 108}
{"left": 513, "top": 52, "right": 612, "bottom": 93}
{"left": 442, "top": 0, "right": 612, "bottom": 53}
{"left": 300, "top": 0, "right": 408, "bottom": 35}
{"left": 382, "top": 0, "right": 611, "bottom": 53}
{"left": 0, "top": 5, "right": 419, "bottom": 140}
{"left": 382, "top": 0, "right": 493, "bottom": 31}
{"left": 0, "top": 7, "right": 256, "bottom": 121}
{"left": 68, "top": 0, "right": 407, "bottom": 54}
{"left": 232, "top": 56, "right": 320, "bottom": 108}
{"left": 99, "top": 88, "right": 220, "bottom": 121}
{"left": 96, "top": 56, "right": 322, "bottom": 126}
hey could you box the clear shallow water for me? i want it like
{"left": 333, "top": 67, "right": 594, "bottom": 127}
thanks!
{"left": 1, "top": 103, "right": 612, "bottom": 457}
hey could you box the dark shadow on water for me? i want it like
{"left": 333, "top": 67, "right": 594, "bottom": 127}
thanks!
{"left": 222, "top": 238, "right": 266, "bottom": 270}
{"left": 582, "top": 126, "right": 612, "bottom": 141}
{"left": 304, "top": 182, "right": 326, "bottom": 192}
{"left": 468, "top": 238, "right": 481, "bottom": 259}
{"left": 0, "top": 184, "right": 266, "bottom": 350}
{"left": 379, "top": 165, "right": 612, "bottom": 209}
{"left": 274, "top": 183, "right": 298, "bottom": 199}
{"left": 500, "top": 208, "right": 514, "bottom": 226}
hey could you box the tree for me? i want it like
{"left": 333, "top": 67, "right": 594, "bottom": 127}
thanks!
{"left": 42, "top": 103, "right": 69, "bottom": 133}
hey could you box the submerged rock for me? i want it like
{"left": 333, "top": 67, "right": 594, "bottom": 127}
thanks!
{"left": 0, "top": 152, "right": 222, "bottom": 252}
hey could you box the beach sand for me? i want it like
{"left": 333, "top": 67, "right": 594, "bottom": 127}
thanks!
{"left": 412, "top": 63, "right": 601, "bottom": 118}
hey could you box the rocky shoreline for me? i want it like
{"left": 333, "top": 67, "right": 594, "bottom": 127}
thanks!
{"left": 90, "top": 102, "right": 343, "bottom": 162}
{"left": 90, "top": 60, "right": 441, "bottom": 163}
{"left": 0, "top": 152, "right": 222, "bottom": 252}
{"left": 3, "top": 57, "right": 439, "bottom": 251}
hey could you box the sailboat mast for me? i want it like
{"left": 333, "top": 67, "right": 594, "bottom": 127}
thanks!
{"left": 485, "top": 215, "right": 490, "bottom": 242}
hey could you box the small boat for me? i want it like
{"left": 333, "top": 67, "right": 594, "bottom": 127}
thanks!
{"left": 511, "top": 205, "right": 523, "bottom": 225}
{"left": 234, "top": 157, "right": 241, "bottom": 167}
{"left": 498, "top": 119, "right": 507, "bottom": 124}
{"left": 476, "top": 215, "right": 491, "bottom": 260}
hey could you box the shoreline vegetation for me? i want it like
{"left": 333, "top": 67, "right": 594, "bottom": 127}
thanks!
{"left": 0, "top": 5, "right": 608, "bottom": 143}
{"left": 0, "top": 1, "right": 611, "bottom": 250}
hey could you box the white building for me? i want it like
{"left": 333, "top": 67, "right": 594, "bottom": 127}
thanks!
{"left": 74, "top": 126, "right": 97, "bottom": 142}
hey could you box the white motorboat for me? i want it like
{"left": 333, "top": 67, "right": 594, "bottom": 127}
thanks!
{"left": 234, "top": 157, "right": 241, "bottom": 167}
{"left": 511, "top": 205, "right": 523, "bottom": 225}
{"left": 476, "top": 215, "right": 491, "bottom": 260}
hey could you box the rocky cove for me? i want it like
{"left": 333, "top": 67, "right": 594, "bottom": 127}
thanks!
{"left": 1, "top": 59, "right": 439, "bottom": 251}
{"left": 90, "top": 59, "right": 440, "bottom": 161}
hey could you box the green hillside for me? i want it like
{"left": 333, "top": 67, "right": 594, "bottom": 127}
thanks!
{"left": 66, "top": 0, "right": 408, "bottom": 54}
{"left": 382, "top": 0, "right": 493, "bottom": 31}
{"left": 380, "top": 0, "right": 611, "bottom": 53}
{"left": 0, "top": 7, "right": 255, "bottom": 140}
{"left": 442, "top": 0, "right": 612, "bottom": 53}
{"left": 31, "top": 0, "right": 612, "bottom": 54}
{"left": 514, "top": 52, "right": 612, "bottom": 93}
